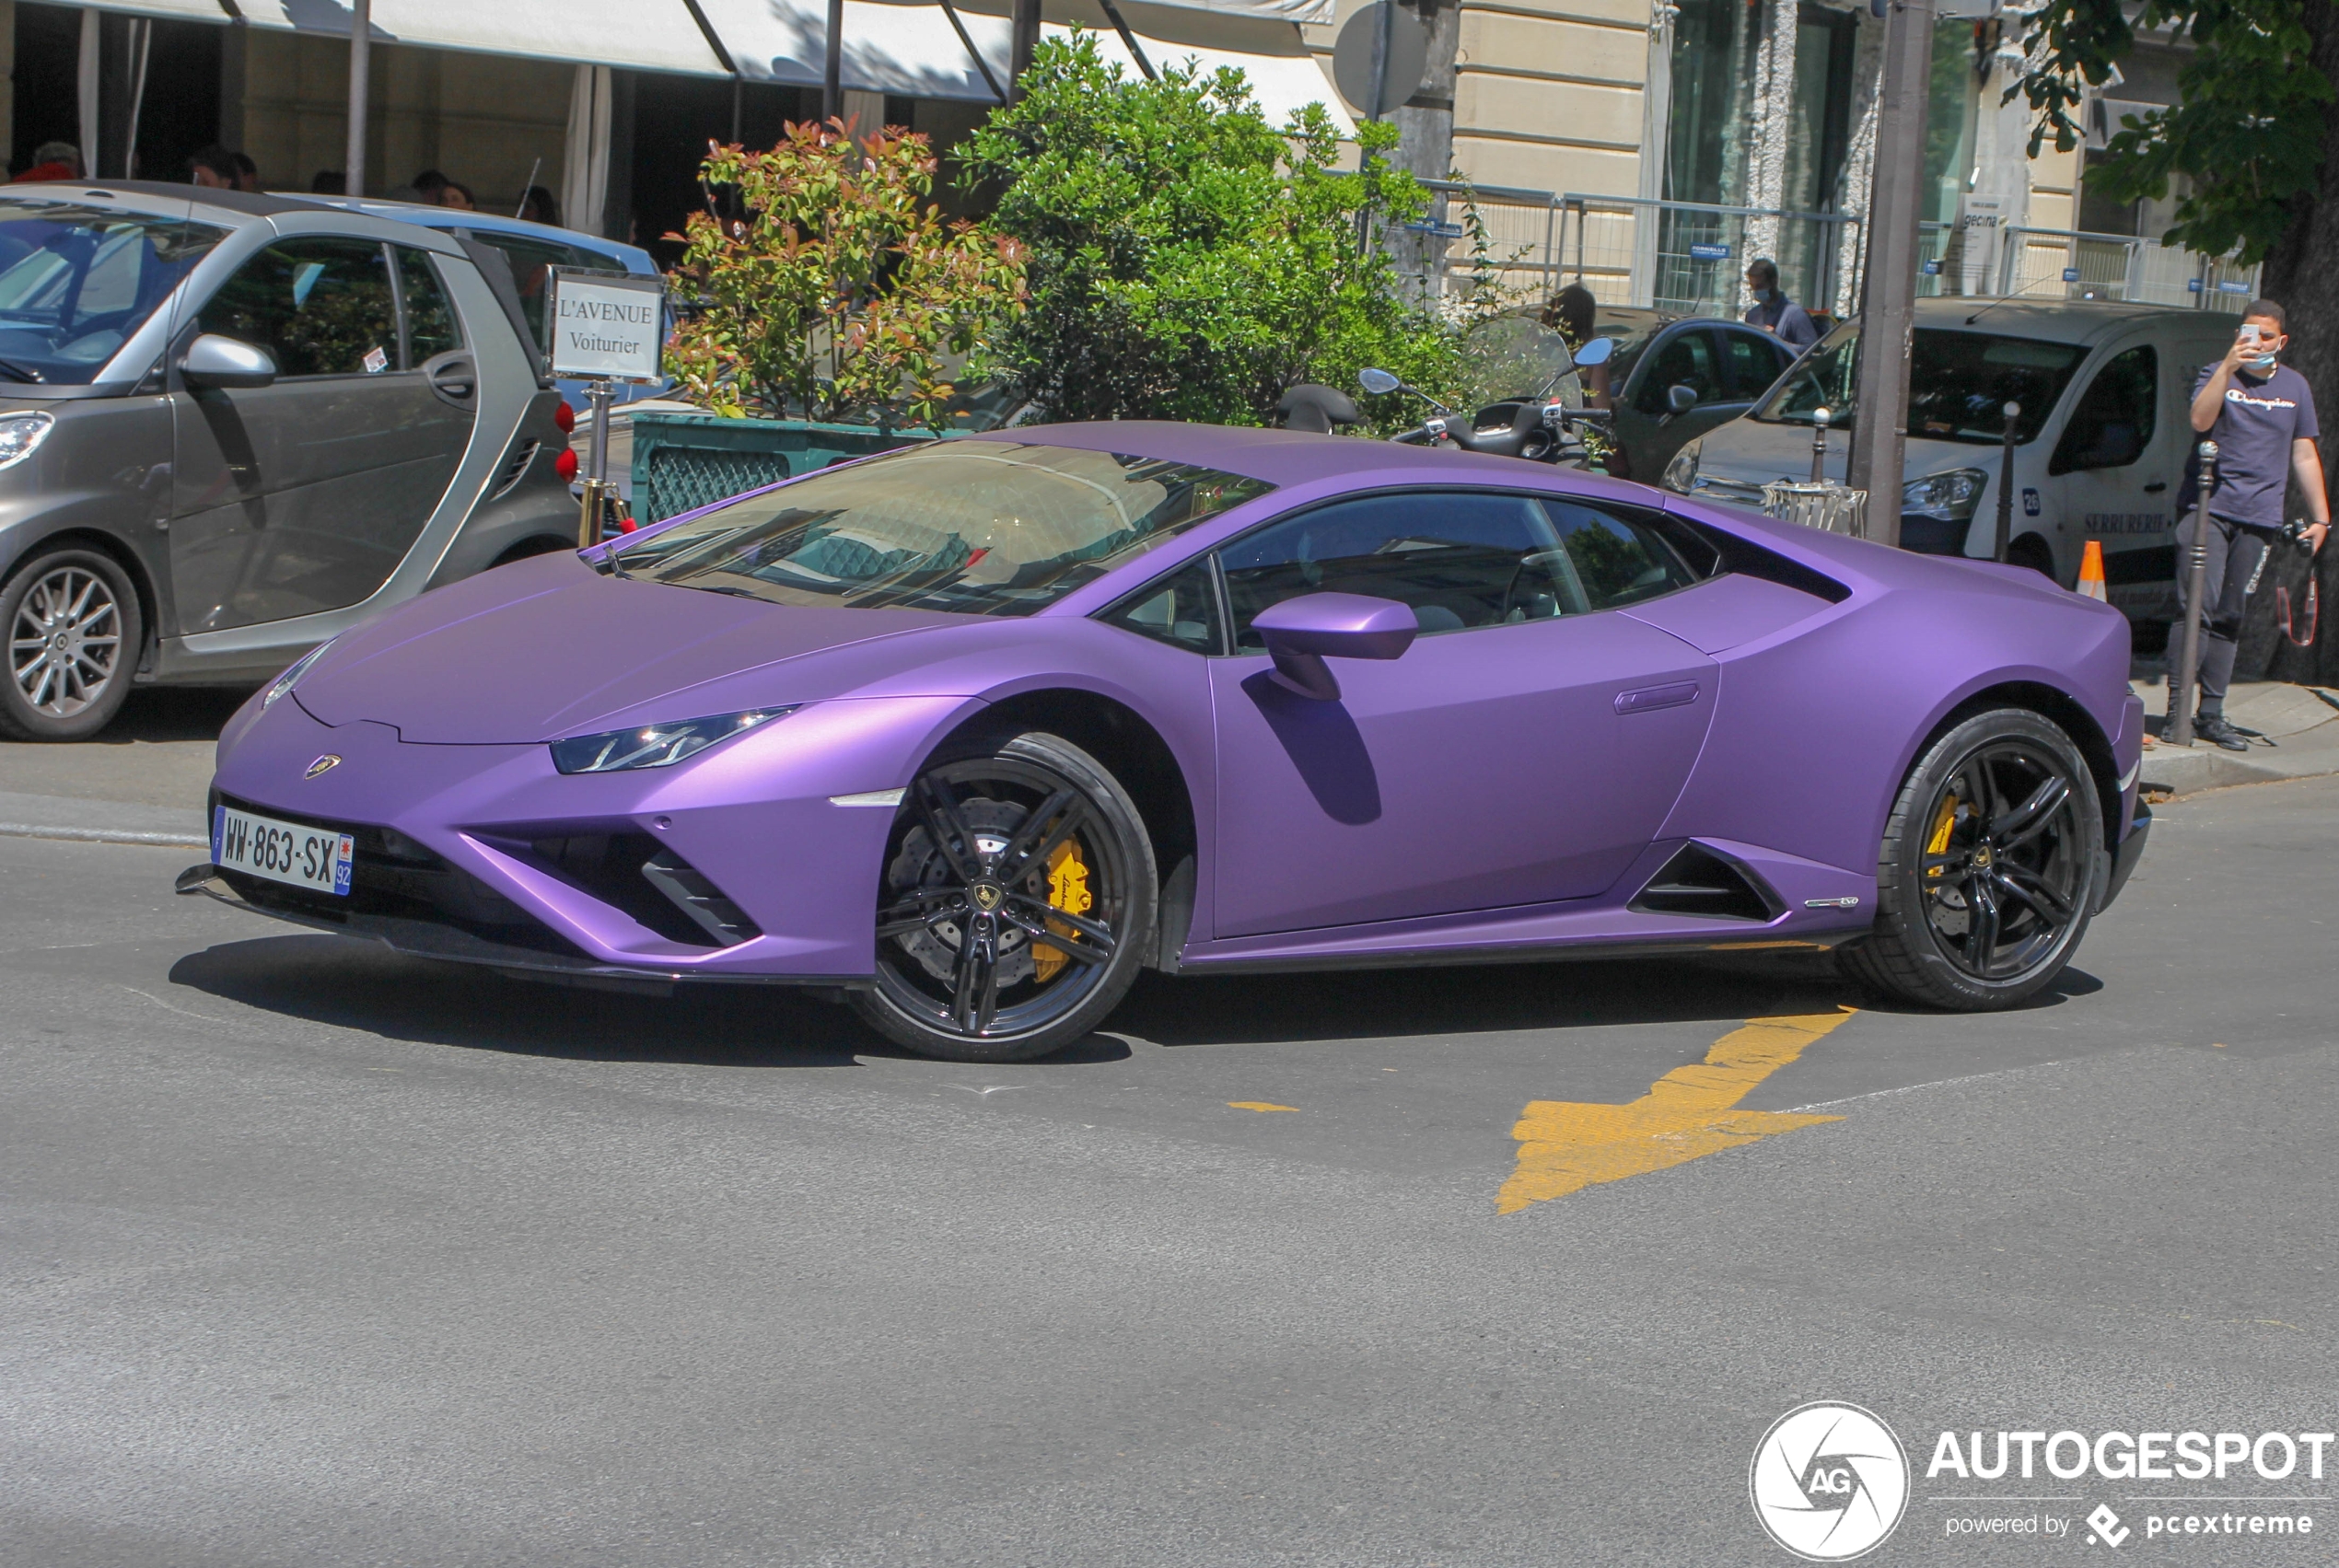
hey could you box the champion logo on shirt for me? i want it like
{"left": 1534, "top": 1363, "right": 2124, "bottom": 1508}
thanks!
{"left": 2226, "top": 386, "right": 2300, "bottom": 412}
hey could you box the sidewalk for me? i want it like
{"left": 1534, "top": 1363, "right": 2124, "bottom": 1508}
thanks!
{"left": 2132, "top": 678, "right": 2339, "bottom": 797}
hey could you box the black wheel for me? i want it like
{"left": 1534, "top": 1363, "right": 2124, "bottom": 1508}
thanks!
{"left": 0, "top": 547, "right": 143, "bottom": 741}
{"left": 849, "top": 731, "right": 1157, "bottom": 1063}
{"left": 1840, "top": 708, "right": 2102, "bottom": 1011}
{"left": 2007, "top": 533, "right": 2059, "bottom": 584}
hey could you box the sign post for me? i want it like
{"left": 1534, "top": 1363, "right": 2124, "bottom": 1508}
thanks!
{"left": 544, "top": 267, "right": 666, "bottom": 548}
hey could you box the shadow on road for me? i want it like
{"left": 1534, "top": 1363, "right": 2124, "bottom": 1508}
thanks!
{"left": 84, "top": 687, "right": 252, "bottom": 745}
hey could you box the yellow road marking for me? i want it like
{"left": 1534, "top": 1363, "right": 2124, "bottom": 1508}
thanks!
{"left": 1228, "top": 1100, "right": 1298, "bottom": 1113}
{"left": 1495, "top": 1007, "right": 1856, "bottom": 1214}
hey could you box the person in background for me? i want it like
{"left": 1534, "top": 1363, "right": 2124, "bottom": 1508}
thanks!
{"left": 440, "top": 180, "right": 477, "bottom": 211}
{"left": 386, "top": 168, "right": 451, "bottom": 204}
{"left": 1541, "top": 283, "right": 1612, "bottom": 410}
{"left": 1744, "top": 259, "right": 1819, "bottom": 350}
{"left": 231, "top": 152, "right": 262, "bottom": 192}
{"left": 15, "top": 142, "right": 83, "bottom": 183}
{"left": 2176, "top": 299, "right": 2330, "bottom": 751}
{"left": 518, "top": 185, "right": 561, "bottom": 226}
{"left": 310, "top": 169, "right": 347, "bottom": 195}
{"left": 186, "top": 145, "right": 239, "bottom": 189}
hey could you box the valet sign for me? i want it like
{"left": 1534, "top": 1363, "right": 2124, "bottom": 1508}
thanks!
{"left": 544, "top": 268, "right": 664, "bottom": 382}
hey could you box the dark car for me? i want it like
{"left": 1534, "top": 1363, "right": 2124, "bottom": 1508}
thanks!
{"left": 0, "top": 182, "right": 579, "bottom": 740}
{"left": 1460, "top": 307, "right": 1800, "bottom": 482}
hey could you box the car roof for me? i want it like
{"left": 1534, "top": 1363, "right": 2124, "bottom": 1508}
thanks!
{"left": 2, "top": 180, "right": 333, "bottom": 225}
{"left": 1913, "top": 296, "right": 2223, "bottom": 343}
{"left": 300, "top": 196, "right": 659, "bottom": 274}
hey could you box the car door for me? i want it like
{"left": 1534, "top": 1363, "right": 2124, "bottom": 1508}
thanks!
{"left": 169, "top": 237, "right": 477, "bottom": 634}
{"left": 1614, "top": 326, "right": 1729, "bottom": 482}
{"left": 1205, "top": 489, "right": 1718, "bottom": 938}
{"left": 2045, "top": 340, "right": 2165, "bottom": 595}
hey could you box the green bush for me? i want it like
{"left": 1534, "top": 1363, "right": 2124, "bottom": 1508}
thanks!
{"left": 959, "top": 34, "right": 1477, "bottom": 427}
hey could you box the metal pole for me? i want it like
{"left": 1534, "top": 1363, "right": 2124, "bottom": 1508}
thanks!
{"left": 1008, "top": 0, "right": 1041, "bottom": 102}
{"left": 1994, "top": 401, "right": 2019, "bottom": 563}
{"left": 1810, "top": 405, "right": 1832, "bottom": 483}
{"left": 578, "top": 377, "right": 614, "bottom": 549}
{"left": 2168, "top": 441, "right": 2217, "bottom": 749}
{"left": 823, "top": 0, "right": 844, "bottom": 124}
{"left": 1367, "top": 0, "right": 1392, "bottom": 122}
{"left": 1844, "top": 0, "right": 1936, "bottom": 546}
{"left": 345, "top": 0, "right": 370, "bottom": 198}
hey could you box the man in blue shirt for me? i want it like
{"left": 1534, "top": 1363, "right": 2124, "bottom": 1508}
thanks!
{"left": 1744, "top": 260, "right": 1819, "bottom": 350}
{"left": 2179, "top": 300, "right": 2330, "bottom": 750}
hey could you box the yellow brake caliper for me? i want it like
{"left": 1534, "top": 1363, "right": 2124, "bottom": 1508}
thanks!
{"left": 1924, "top": 793, "right": 1960, "bottom": 885}
{"left": 1031, "top": 838, "right": 1092, "bottom": 983}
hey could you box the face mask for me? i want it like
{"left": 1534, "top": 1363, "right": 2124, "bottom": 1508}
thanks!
{"left": 2249, "top": 352, "right": 2279, "bottom": 373}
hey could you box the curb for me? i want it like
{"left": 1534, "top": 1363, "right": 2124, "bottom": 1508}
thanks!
{"left": 0, "top": 820, "right": 209, "bottom": 848}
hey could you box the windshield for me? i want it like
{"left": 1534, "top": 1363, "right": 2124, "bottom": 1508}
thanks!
{"left": 0, "top": 199, "right": 227, "bottom": 384}
{"left": 1753, "top": 323, "right": 2084, "bottom": 445}
{"left": 611, "top": 441, "right": 1272, "bottom": 616}
{"left": 1457, "top": 309, "right": 1658, "bottom": 407}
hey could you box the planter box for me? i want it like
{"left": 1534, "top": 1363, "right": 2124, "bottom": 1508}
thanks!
{"left": 629, "top": 413, "right": 940, "bottom": 524}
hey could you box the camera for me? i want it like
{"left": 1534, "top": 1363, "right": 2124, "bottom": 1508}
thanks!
{"left": 2280, "top": 518, "right": 2318, "bottom": 547}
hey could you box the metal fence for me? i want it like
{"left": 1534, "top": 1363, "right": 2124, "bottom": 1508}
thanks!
{"left": 1915, "top": 223, "right": 2261, "bottom": 311}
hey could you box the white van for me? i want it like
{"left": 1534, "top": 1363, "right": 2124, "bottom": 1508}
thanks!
{"left": 1660, "top": 299, "right": 2242, "bottom": 621}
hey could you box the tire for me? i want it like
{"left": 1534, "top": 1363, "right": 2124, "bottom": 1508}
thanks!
{"left": 2007, "top": 533, "right": 2059, "bottom": 584}
{"left": 849, "top": 730, "right": 1158, "bottom": 1063}
{"left": 1838, "top": 708, "right": 2103, "bottom": 1011}
{"left": 0, "top": 547, "right": 144, "bottom": 742}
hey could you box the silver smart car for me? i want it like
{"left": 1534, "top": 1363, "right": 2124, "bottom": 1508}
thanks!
{"left": 0, "top": 181, "right": 580, "bottom": 740}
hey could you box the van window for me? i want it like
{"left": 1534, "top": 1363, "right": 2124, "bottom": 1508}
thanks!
{"left": 1755, "top": 323, "right": 2085, "bottom": 445}
{"left": 2050, "top": 344, "right": 2156, "bottom": 474}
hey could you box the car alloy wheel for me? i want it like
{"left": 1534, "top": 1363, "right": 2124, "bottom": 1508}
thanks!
{"left": 1842, "top": 708, "right": 2102, "bottom": 1011}
{"left": 0, "top": 549, "right": 143, "bottom": 741}
{"left": 851, "top": 731, "right": 1157, "bottom": 1063}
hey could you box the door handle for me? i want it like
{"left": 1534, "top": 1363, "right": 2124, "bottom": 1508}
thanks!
{"left": 429, "top": 358, "right": 476, "bottom": 399}
{"left": 2143, "top": 481, "right": 2168, "bottom": 493}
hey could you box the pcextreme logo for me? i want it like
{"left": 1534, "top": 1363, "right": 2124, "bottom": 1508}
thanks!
{"left": 1751, "top": 1401, "right": 1912, "bottom": 1562}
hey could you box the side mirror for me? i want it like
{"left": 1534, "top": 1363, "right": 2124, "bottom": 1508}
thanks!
{"left": 1357, "top": 367, "right": 1402, "bottom": 396}
{"left": 1252, "top": 592, "right": 1417, "bottom": 702}
{"left": 180, "top": 333, "right": 277, "bottom": 390}
{"left": 1573, "top": 336, "right": 1616, "bottom": 368}
{"left": 1666, "top": 383, "right": 1699, "bottom": 415}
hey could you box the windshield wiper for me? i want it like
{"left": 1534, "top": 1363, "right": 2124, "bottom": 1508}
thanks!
{"left": 0, "top": 356, "right": 43, "bottom": 383}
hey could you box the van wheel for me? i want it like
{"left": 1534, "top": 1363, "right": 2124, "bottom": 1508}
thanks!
{"left": 1839, "top": 708, "right": 2102, "bottom": 1011}
{"left": 2007, "top": 533, "right": 2058, "bottom": 584}
{"left": 0, "top": 548, "right": 144, "bottom": 741}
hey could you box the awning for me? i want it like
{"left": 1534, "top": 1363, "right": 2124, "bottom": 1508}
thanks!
{"left": 699, "top": 0, "right": 1348, "bottom": 126}
{"left": 228, "top": 1, "right": 732, "bottom": 76}
{"left": 75, "top": 0, "right": 239, "bottom": 18}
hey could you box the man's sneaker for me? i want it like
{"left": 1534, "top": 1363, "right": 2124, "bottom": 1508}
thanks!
{"left": 2194, "top": 713, "right": 2250, "bottom": 751}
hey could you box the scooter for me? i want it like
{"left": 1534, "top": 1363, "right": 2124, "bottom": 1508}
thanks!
{"left": 1357, "top": 336, "right": 1617, "bottom": 468}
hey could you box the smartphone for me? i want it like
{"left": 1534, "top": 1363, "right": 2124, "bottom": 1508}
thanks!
{"left": 2238, "top": 325, "right": 2266, "bottom": 347}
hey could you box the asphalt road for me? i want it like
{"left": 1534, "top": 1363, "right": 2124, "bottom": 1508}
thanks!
{"left": 4, "top": 773, "right": 2336, "bottom": 1566}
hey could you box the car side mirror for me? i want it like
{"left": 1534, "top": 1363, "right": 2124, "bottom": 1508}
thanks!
{"left": 1573, "top": 337, "right": 1616, "bottom": 368}
{"left": 1666, "top": 383, "right": 1700, "bottom": 415}
{"left": 1252, "top": 592, "right": 1418, "bottom": 702}
{"left": 180, "top": 333, "right": 277, "bottom": 390}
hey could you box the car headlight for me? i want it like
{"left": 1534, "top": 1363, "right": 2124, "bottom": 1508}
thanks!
{"left": 0, "top": 412, "right": 56, "bottom": 472}
{"left": 551, "top": 707, "right": 798, "bottom": 775}
{"left": 1661, "top": 438, "right": 1702, "bottom": 494}
{"left": 260, "top": 638, "right": 336, "bottom": 711}
{"left": 1901, "top": 468, "right": 1988, "bottom": 522}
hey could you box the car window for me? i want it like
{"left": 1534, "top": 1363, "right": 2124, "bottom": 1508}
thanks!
{"left": 1722, "top": 329, "right": 1789, "bottom": 401}
{"left": 471, "top": 234, "right": 623, "bottom": 354}
{"left": 194, "top": 238, "right": 398, "bottom": 378}
{"left": 1099, "top": 558, "right": 1223, "bottom": 655}
{"left": 395, "top": 247, "right": 462, "bottom": 362}
{"left": 2050, "top": 344, "right": 2155, "bottom": 474}
{"left": 1218, "top": 492, "right": 1698, "bottom": 649}
{"left": 1634, "top": 330, "right": 1722, "bottom": 415}
{"left": 1752, "top": 324, "right": 2084, "bottom": 444}
{"left": 0, "top": 198, "right": 226, "bottom": 383}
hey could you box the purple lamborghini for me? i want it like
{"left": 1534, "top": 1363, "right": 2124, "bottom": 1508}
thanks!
{"left": 182, "top": 425, "right": 2149, "bottom": 1062}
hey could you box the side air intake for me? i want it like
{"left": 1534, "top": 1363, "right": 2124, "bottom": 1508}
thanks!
{"left": 1629, "top": 843, "right": 1783, "bottom": 923}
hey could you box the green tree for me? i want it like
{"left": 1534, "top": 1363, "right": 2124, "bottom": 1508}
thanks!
{"left": 957, "top": 33, "right": 1471, "bottom": 426}
{"left": 2018, "top": 0, "right": 2339, "bottom": 679}
{"left": 663, "top": 121, "right": 1027, "bottom": 428}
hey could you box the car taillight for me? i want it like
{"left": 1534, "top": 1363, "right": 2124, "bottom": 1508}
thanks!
{"left": 554, "top": 447, "right": 579, "bottom": 482}
{"left": 553, "top": 401, "right": 576, "bottom": 435}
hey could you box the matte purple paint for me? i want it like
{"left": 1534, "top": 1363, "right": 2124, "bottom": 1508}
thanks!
{"left": 197, "top": 422, "right": 2144, "bottom": 992}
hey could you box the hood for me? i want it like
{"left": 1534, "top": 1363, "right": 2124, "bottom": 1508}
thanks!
{"left": 296, "top": 552, "right": 967, "bottom": 743}
{"left": 1691, "top": 415, "right": 1995, "bottom": 491}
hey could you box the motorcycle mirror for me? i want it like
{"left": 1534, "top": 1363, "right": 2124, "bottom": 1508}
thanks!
{"left": 1572, "top": 337, "right": 1615, "bottom": 368}
{"left": 1357, "top": 367, "right": 1402, "bottom": 396}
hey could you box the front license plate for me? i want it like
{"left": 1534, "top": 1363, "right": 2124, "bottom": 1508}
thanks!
{"left": 213, "top": 806, "right": 354, "bottom": 896}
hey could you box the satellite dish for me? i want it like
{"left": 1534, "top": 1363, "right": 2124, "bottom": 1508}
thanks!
{"left": 1332, "top": 1, "right": 1429, "bottom": 121}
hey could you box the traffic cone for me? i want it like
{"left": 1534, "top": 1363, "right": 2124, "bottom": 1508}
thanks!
{"left": 2077, "top": 539, "right": 2108, "bottom": 601}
